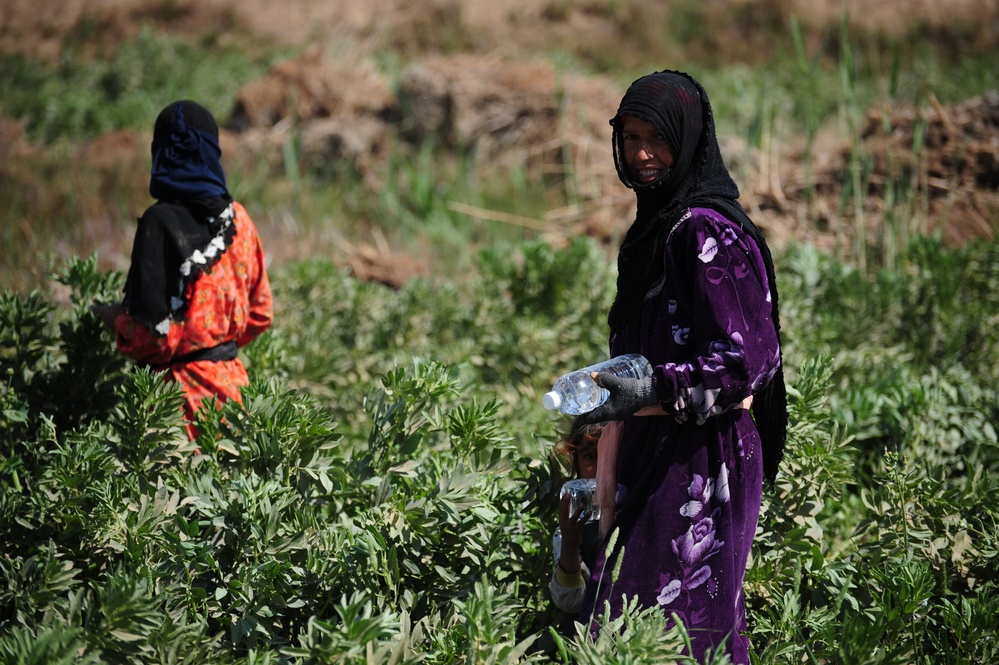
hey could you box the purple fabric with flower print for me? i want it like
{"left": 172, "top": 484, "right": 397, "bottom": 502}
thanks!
{"left": 579, "top": 207, "right": 780, "bottom": 664}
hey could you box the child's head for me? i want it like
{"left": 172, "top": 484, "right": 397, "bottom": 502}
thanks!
{"left": 553, "top": 417, "right": 604, "bottom": 479}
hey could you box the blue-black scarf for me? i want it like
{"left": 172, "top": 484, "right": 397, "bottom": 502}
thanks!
{"left": 123, "top": 101, "right": 236, "bottom": 334}
{"left": 150, "top": 100, "right": 229, "bottom": 202}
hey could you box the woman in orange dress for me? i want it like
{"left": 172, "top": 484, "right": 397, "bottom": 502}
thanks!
{"left": 95, "top": 100, "right": 273, "bottom": 439}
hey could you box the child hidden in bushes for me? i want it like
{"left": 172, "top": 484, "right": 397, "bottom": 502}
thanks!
{"left": 94, "top": 100, "right": 273, "bottom": 440}
{"left": 548, "top": 417, "right": 627, "bottom": 637}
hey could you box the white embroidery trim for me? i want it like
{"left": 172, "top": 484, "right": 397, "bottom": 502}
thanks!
{"left": 163, "top": 203, "right": 235, "bottom": 329}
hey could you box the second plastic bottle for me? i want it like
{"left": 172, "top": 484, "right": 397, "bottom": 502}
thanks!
{"left": 542, "top": 354, "right": 653, "bottom": 415}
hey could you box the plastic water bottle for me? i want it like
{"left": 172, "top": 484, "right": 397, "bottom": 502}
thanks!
{"left": 542, "top": 354, "right": 653, "bottom": 415}
{"left": 560, "top": 478, "right": 600, "bottom": 522}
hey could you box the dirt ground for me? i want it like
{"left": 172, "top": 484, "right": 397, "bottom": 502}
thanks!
{"left": 2, "top": 0, "right": 997, "bottom": 284}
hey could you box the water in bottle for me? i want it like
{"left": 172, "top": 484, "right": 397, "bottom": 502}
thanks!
{"left": 560, "top": 478, "right": 599, "bottom": 522}
{"left": 542, "top": 354, "right": 652, "bottom": 415}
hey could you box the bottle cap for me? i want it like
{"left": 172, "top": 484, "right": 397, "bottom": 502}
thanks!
{"left": 542, "top": 391, "right": 561, "bottom": 410}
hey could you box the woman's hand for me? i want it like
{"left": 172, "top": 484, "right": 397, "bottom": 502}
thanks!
{"left": 579, "top": 372, "right": 657, "bottom": 424}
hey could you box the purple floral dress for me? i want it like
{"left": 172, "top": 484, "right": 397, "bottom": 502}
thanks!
{"left": 582, "top": 207, "right": 781, "bottom": 664}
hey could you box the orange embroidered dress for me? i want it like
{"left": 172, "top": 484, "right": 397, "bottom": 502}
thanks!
{"left": 114, "top": 202, "right": 273, "bottom": 437}
{"left": 111, "top": 100, "right": 273, "bottom": 439}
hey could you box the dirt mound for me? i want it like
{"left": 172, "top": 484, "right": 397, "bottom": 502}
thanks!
{"left": 803, "top": 91, "right": 999, "bottom": 247}
{"left": 865, "top": 92, "right": 999, "bottom": 241}
{"left": 395, "top": 54, "right": 626, "bottom": 229}
{"left": 223, "top": 47, "right": 397, "bottom": 182}
{"left": 213, "top": 50, "right": 630, "bottom": 281}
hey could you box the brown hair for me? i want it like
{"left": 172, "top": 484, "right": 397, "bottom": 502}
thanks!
{"left": 552, "top": 417, "right": 604, "bottom": 477}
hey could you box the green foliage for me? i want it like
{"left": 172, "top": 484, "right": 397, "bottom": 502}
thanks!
{"left": 3, "top": 234, "right": 999, "bottom": 662}
{"left": 745, "top": 237, "right": 999, "bottom": 665}
{"left": 0, "top": 624, "right": 100, "bottom": 665}
{"left": 283, "top": 594, "right": 423, "bottom": 664}
{"left": 273, "top": 237, "right": 613, "bottom": 449}
{"left": 552, "top": 595, "right": 736, "bottom": 665}
{"left": 0, "top": 255, "right": 126, "bottom": 435}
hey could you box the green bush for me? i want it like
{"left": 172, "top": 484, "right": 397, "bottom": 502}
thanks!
{"left": 1, "top": 235, "right": 998, "bottom": 663}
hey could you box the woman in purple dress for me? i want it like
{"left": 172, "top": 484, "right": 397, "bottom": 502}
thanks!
{"left": 577, "top": 70, "right": 787, "bottom": 663}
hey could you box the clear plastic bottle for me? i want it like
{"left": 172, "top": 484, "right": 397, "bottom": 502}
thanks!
{"left": 542, "top": 354, "right": 653, "bottom": 415}
{"left": 560, "top": 478, "right": 600, "bottom": 522}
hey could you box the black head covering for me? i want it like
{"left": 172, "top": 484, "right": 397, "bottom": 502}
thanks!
{"left": 150, "top": 100, "right": 229, "bottom": 203}
{"left": 123, "top": 100, "right": 236, "bottom": 334}
{"left": 608, "top": 70, "right": 787, "bottom": 485}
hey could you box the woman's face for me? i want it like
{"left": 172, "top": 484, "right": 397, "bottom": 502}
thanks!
{"left": 620, "top": 115, "right": 675, "bottom": 185}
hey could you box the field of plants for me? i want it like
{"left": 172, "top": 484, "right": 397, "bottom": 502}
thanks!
{"left": 2, "top": 0, "right": 999, "bottom": 662}
{"left": 3, "top": 232, "right": 999, "bottom": 664}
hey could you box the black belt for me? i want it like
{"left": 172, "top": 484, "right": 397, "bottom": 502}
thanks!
{"left": 169, "top": 341, "right": 238, "bottom": 365}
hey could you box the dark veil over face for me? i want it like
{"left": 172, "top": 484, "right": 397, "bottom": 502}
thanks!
{"left": 124, "top": 100, "right": 236, "bottom": 333}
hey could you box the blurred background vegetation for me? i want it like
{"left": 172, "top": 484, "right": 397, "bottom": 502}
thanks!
{"left": 1, "top": 0, "right": 997, "bottom": 293}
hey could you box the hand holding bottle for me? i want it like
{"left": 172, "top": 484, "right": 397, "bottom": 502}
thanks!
{"left": 543, "top": 354, "right": 653, "bottom": 415}
{"left": 578, "top": 372, "right": 657, "bottom": 424}
{"left": 557, "top": 491, "right": 588, "bottom": 576}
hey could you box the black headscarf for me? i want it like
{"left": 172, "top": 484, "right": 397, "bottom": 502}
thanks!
{"left": 609, "top": 70, "right": 787, "bottom": 485}
{"left": 123, "top": 100, "right": 237, "bottom": 334}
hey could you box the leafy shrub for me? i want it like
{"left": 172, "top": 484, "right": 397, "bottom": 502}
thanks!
{"left": 2, "top": 235, "right": 998, "bottom": 663}
{"left": 746, "top": 237, "right": 999, "bottom": 665}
